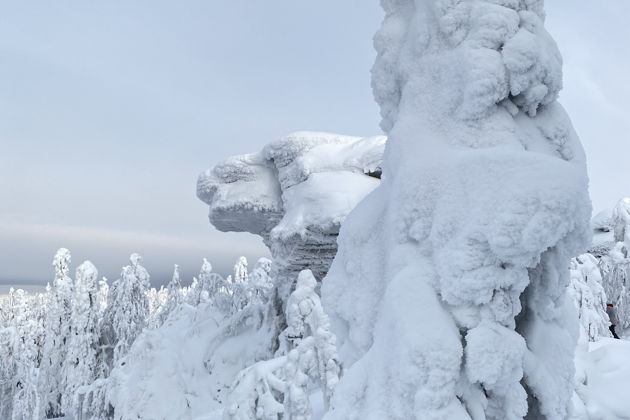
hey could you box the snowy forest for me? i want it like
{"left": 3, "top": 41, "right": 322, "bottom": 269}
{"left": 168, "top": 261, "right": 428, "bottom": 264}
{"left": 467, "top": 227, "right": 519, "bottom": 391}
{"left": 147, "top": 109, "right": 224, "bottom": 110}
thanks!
{"left": 3, "top": 0, "right": 630, "bottom": 419}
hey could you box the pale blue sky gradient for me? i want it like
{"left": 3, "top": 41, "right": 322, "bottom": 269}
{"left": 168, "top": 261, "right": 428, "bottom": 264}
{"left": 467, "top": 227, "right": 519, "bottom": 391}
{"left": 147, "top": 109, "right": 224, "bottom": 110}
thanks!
{"left": 1, "top": 1, "right": 628, "bottom": 287}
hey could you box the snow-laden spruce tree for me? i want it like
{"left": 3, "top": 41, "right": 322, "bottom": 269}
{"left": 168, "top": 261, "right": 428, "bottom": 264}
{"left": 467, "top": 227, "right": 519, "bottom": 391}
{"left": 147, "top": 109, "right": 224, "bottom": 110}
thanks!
{"left": 569, "top": 254, "right": 609, "bottom": 341}
{"left": 598, "top": 197, "right": 630, "bottom": 330}
{"left": 97, "top": 277, "right": 109, "bottom": 315}
{"left": 103, "top": 253, "right": 150, "bottom": 366}
{"left": 185, "top": 276, "right": 200, "bottom": 306}
{"left": 62, "top": 261, "right": 101, "bottom": 414}
{"left": 225, "top": 270, "right": 340, "bottom": 420}
{"left": 197, "top": 259, "right": 232, "bottom": 312}
{"left": 232, "top": 256, "right": 250, "bottom": 312}
{"left": 0, "top": 288, "right": 40, "bottom": 419}
{"left": 158, "top": 264, "right": 184, "bottom": 325}
{"left": 40, "top": 248, "right": 74, "bottom": 418}
{"left": 600, "top": 242, "right": 630, "bottom": 330}
{"left": 322, "top": 1, "right": 591, "bottom": 419}
{"left": 612, "top": 198, "right": 630, "bottom": 246}
{"left": 0, "top": 290, "right": 18, "bottom": 418}
{"left": 250, "top": 257, "right": 274, "bottom": 303}
{"left": 11, "top": 289, "right": 42, "bottom": 420}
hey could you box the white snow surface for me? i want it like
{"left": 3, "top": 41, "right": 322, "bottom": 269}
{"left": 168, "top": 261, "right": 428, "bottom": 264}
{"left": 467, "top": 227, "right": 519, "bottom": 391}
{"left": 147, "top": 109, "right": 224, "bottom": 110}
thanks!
{"left": 574, "top": 338, "right": 630, "bottom": 420}
{"left": 322, "top": 1, "right": 591, "bottom": 419}
{"left": 107, "top": 302, "right": 276, "bottom": 420}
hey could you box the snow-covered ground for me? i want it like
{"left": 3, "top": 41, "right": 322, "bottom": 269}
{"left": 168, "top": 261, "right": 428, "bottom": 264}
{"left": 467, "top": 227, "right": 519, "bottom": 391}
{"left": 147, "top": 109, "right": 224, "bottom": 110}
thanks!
{"left": 574, "top": 337, "right": 630, "bottom": 419}
{"left": 107, "top": 302, "right": 276, "bottom": 420}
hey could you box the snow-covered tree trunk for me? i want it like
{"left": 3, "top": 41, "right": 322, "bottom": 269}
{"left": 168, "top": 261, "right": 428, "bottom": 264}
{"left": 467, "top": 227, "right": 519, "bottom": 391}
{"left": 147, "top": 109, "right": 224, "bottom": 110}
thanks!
{"left": 322, "top": 2, "right": 591, "bottom": 419}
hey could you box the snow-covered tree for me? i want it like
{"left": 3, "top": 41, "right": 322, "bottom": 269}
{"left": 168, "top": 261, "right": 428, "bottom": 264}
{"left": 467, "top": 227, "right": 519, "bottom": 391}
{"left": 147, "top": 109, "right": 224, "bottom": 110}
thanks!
{"left": 600, "top": 242, "right": 630, "bottom": 330}
{"left": 569, "top": 254, "right": 610, "bottom": 341}
{"left": 158, "top": 264, "right": 183, "bottom": 325}
{"left": 198, "top": 258, "right": 214, "bottom": 297}
{"left": 97, "top": 277, "right": 109, "bottom": 315}
{"left": 39, "top": 248, "right": 74, "bottom": 418}
{"left": 103, "top": 253, "right": 150, "bottom": 366}
{"left": 185, "top": 276, "right": 200, "bottom": 306}
{"left": 146, "top": 287, "right": 162, "bottom": 328}
{"left": 321, "top": 1, "right": 591, "bottom": 418}
{"left": 250, "top": 257, "right": 274, "bottom": 303}
{"left": 231, "top": 257, "right": 250, "bottom": 312}
{"left": 612, "top": 198, "right": 630, "bottom": 246}
{"left": 62, "top": 261, "right": 101, "bottom": 414}
{"left": 285, "top": 270, "right": 339, "bottom": 407}
{"left": 225, "top": 270, "right": 340, "bottom": 419}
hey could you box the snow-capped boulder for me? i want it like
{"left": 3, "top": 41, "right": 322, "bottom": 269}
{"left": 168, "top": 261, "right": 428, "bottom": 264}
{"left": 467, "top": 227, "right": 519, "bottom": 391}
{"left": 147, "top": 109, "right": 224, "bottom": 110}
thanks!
{"left": 197, "top": 131, "right": 385, "bottom": 301}
{"left": 322, "top": 1, "right": 591, "bottom": 419}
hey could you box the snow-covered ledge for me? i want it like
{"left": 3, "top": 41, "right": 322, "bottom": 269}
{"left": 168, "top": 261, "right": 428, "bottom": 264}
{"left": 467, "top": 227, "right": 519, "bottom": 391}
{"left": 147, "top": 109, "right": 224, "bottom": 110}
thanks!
{"left": 197, "top": 131, "right": 385, "bottom": 301}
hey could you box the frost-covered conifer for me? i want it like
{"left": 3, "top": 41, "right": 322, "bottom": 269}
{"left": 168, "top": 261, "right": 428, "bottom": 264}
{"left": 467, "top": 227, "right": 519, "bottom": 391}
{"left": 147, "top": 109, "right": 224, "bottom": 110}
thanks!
{"left": 225, "top": 270, "right": 340, "bottom": 420}
{"left": 40, "top": 248, "right": 74, "bottom": 418}
{"left": 569, "top": 254, "right": 610, "bottom": 341}
{"left": 62, "top": 261, "right": 101, "bottom": 414}
{"left": 9, "top": 289, "right": 42, "bottom": 420}
{"left": 159, "top": 264, "right": 183, "bottom": 324}
{"left": 103, "top": 253, "right": 150, "bottom": 366}
{"left": 0, "top": 289, "right": 20, "bottom": 418}
{"left": 198, "top": 258, "right": 214, "bottom": 296}
{"left": 185, "top": 277, "right": 200, "bottom": 306}
{"left": 231, "top": 257, "right": 250, "bottom": 312}
{"left": 197, "top": 259, "right": 231, "bottom": 311}
{"left": 285, "top": 270, "right": 339, "bottom": 407}
{"left": 322, "top": 1, "right": 591, "bottom": 418}
{"left": 97, "top": 277, "right": 109, "bottom": 315}
{"left": 612, "top": 198, "right": 630, "bottom": 246}
{"left": 250, "top": 257, "right": 274, "bottom": 303}
{"left": 600, "top": 242, "right": 630, "bottom": 330}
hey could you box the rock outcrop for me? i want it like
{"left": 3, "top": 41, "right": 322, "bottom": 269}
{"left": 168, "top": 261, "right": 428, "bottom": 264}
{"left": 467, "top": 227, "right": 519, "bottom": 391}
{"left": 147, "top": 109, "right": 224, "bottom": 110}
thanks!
{"left": 197, "top": 131, "right": 385, "bottom": 301}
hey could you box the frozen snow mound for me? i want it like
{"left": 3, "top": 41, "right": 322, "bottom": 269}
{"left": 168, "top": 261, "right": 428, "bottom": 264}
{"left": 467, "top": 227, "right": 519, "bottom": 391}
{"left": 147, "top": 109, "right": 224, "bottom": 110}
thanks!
{"left": 197, "top": 132, "right": 385, "bottom": 298}
{"left": 323, "top": 1, "right": 591, "bottom": 419}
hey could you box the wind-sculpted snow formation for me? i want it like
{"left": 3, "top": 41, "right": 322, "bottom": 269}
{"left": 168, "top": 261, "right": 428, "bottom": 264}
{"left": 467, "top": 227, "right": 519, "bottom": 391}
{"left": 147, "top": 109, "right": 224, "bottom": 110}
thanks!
{"left": 322, "top": 1, "right": 591, "bottom": 419}
{"left": 197, "top": 131, "right": 385, "bottom": 300}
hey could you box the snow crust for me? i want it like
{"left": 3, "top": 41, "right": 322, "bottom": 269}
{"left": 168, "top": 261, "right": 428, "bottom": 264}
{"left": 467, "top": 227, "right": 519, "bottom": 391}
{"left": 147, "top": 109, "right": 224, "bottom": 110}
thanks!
{"left": 322, "top": 1, "right": 591, "bottom": 418}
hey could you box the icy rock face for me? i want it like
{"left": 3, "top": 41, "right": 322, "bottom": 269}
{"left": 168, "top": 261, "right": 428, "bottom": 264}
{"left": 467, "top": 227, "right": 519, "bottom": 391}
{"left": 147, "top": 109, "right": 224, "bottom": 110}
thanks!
{"left": 323, "top": 1, "right": 591, "bottom": 419}
{"left": 197, "top": 131, "right": 385, "bottom": 298}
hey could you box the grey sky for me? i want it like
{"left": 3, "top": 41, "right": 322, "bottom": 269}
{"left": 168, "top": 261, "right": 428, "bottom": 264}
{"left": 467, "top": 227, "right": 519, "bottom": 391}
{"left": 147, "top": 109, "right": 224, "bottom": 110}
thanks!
{"left": 1, "top": 2, "right": 628, "bottom": 288}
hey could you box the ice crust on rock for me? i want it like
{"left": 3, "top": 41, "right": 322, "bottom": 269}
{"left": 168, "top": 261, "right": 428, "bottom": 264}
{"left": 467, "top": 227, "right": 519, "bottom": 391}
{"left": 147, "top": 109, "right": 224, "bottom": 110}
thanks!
{"left": 322, "top": 1, "right": 591, "bottom": 419}
{"left": 197, "top": 132, "right": 385, "bottom": 299}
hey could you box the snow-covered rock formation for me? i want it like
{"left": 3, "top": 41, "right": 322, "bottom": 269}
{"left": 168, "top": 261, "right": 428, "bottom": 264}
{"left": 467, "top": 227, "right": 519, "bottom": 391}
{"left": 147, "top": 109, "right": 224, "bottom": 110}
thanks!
{"left": 197, "top": 132, "right": 385, "bottom": 300}
{"left": 322, "top": 1, "right": 591, "bottom": 419}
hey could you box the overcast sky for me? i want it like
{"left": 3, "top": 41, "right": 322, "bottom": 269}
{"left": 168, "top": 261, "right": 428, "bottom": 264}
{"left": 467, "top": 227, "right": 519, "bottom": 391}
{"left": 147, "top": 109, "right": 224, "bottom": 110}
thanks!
{"left": 1, "top": 1, "right": 628, "bottom": 288}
